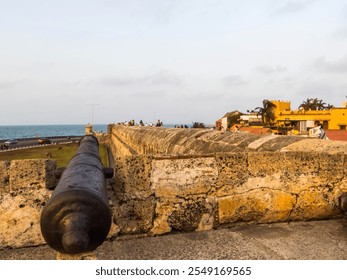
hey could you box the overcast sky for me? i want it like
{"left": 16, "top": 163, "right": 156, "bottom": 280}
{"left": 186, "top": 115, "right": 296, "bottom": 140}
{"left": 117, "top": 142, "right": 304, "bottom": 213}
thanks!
{"left": 1, "top": 0, "right": 347, "bottom": 125}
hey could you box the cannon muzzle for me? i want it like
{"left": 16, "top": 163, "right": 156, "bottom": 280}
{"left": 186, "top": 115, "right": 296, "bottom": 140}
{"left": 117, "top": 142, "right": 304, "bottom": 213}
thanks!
{"left": 40, "top": 135, "right": 112, "bottom": 254}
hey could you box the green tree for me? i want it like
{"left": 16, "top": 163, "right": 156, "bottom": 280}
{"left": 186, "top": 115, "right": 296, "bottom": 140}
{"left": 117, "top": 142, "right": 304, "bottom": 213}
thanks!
{"left": 254, "top": 99, "right": 276, "bottom": 125}
{"left": 299, "top": 98, "right": 330, "bottom": 110}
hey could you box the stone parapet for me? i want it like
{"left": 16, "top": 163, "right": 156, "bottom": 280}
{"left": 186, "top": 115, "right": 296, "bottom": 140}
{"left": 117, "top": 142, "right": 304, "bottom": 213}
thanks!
{"left": 109, "top": 152, "right": 347, "bottom": 236}
{"left": 108, "top": 125, "right": 347, "bottom": 237}
{"left": 109, "top": 124, "right": 347, "bottom": 156}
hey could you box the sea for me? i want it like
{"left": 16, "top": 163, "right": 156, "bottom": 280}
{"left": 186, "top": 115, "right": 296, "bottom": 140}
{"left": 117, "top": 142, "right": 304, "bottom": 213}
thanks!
{"left": 0, "top": 124, "right": 108, "bottom": 140}
{"left": 0, "top": 123, "right": 192, "bottom": 140}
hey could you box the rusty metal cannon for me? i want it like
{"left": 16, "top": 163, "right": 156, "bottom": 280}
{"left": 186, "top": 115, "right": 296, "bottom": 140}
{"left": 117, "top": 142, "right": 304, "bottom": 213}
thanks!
{"left": 40, "top": 135, "right": 113, "bottom": 254}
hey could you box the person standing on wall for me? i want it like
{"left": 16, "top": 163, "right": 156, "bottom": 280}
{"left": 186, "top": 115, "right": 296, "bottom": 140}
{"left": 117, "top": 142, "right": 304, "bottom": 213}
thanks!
{"left": 310, "top": 121, "right": 328, "bottom": 140}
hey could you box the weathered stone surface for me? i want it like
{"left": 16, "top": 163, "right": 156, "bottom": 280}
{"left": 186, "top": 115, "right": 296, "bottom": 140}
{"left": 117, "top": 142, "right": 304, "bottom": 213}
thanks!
{"left": 0, "top": 161, "right": 10, "bottom": 192}
{"left": 238, "top": 174, "right": 285, "bottom": 195}
{"left": 110, "top": 125, "right": 265, "bottom": 156}
{"left": 317, "top": 153, "right": 345, "bottom": 182}
{"left": 247, "top": 134, "right": 279, "bottom": 150}
{"left": 0, "top": 159, "right": 57, "bottom": 249}
{"left": 215, "top": 152, "right": 248, "bottom": 196}
{"left": 336, "top": 178, "right": 347, "bottom": 194}
{"left": 248, "top": 152, "right": 285, "bottom": 177}
{"left": 10, "top": 159, "right": 57, "bottom": 190}
{"left": 113, "top": 197, "right": 156, "bottom": 234}
{"left": 110, "top": 133, "right": 137, "bottom": 156}
{"left": 56, "top": 251, "right": 97, "bottom": 260}
{"left": 290, "top": 187, "right": 341, "bottom": 220}
{"left": 197, "top": 197, "right": 218, "bottom": 231}
{"left": 150, "top": 199, "right": 173, "bottom": 235}
{"left": 282, "top": 138, "right": 347, "bottom": 154}
{"left": 281, "top": 152, "right": 345, "bottom": 193}
{"left": 113, "top": 155, "right": 153, "bottom": 200}
{"left": 257, "top": 136, "right": 305, "bottom": 152}
{"left": 0, "top": 188, "right": 50, "bottom": 249}
{"left": 168, "top": 198, "right": 210, "bottom": 231}
{"left": 151, "top": 157, "right": 217, "bottom": 197}
{"left": 108, "top": 126, "right": 347, "bottom": 235}
{"left": 110, "top": 125, "right": 347, "bottom": 156}
{"left": 218, "top": 190, "right": 296, "bottom": 224}
{"left": 151, "top": 197, "right": 217, "bottom": 235}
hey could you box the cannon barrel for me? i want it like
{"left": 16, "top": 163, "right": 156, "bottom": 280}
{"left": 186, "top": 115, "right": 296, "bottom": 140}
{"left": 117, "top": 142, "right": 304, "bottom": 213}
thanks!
{"left": 40, "top": 135, "right": 112, "bottom": 254}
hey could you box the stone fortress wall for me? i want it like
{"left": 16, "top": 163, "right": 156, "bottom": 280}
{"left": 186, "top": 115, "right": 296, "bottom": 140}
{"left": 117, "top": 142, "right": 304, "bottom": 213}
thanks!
{"left": 108, "top": 125, "right": 347, "bottom": 237}
{"left": 1, "top": 124, "right": 347, "bottom": 249}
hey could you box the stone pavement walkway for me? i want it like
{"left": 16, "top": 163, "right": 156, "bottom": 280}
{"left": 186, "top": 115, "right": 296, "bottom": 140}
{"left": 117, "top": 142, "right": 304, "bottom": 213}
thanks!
{"left": 0, "top": 219, "right": 346, "bottom": 260}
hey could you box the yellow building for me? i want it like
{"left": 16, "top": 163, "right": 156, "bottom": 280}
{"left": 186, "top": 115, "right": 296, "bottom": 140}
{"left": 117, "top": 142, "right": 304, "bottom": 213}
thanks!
{"left": 271, "top": 100, "right": 347, "bottom": 134}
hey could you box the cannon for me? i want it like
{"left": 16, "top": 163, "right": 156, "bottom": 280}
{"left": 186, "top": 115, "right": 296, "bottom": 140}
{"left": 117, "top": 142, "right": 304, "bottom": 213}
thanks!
{"left": 40, "top": 135, "right": 113, "bottom": 254}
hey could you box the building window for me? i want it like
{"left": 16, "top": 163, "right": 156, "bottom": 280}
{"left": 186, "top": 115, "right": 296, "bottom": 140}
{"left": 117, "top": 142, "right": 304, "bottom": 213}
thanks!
{"left": 340, "top": 125, "right": 346, "bottom": 130}
{"left": 323, "top": 121, "right": 329, "bottom": 130}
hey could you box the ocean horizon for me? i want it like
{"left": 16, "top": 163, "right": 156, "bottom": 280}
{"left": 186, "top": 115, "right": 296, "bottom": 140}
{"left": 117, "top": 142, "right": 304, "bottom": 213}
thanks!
{"left": 0, "top": 123, "right": 193, "bottom": 140}
{"left": 0, "top": 124, "right": 108, "bottom": 140}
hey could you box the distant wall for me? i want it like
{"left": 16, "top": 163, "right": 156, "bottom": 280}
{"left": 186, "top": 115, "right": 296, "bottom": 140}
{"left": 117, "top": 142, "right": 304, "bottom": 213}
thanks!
{"left": 108, "top": 125, "right": 347, "bottom": 236}
{"left": 109, "top": 124, "right": 347, "bottom": 155}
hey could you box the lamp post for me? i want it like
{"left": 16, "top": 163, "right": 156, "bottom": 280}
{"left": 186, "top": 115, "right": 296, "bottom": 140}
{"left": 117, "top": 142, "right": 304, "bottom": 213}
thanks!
{"left": 87, "top": 104, "right": 99, "bottom": 125}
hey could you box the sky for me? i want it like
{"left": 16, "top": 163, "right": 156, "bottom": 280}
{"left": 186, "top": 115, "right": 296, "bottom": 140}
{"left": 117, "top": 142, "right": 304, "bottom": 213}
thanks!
{"left": 1, "top": 0, "right": 347, "bottom": 125}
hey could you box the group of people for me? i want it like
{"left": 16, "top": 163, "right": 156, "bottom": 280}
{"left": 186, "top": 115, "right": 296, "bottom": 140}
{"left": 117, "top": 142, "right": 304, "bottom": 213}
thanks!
{"left": 119, "top": 119, "right": 164, "bottom": 127}
{"left": 174, "top": 125, "right": 189, "bottom": 128}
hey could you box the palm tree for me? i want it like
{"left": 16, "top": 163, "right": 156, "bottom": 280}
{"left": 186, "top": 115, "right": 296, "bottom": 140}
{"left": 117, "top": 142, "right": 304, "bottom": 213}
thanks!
{"left": 299, "top": 98, "right": 328, "bottom": 110}
{"left": 299, "top": 98, "right": 313, "bottom": 110}
{"left": 254, "top": 99, "right": 276, "bottom": 125}
{"left": 315, "top": 98, "right": 327, "bottom": 110}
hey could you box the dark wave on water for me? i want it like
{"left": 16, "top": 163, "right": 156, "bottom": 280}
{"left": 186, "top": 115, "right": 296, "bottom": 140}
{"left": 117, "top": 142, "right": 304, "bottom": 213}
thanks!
{"left": 0, "top": 124, "right": 108, "bottom": 140}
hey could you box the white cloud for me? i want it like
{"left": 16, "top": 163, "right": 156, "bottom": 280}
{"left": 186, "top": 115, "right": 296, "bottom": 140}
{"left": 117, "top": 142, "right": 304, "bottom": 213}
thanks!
{"left": 254, "top": 65, "right": 287, "bottom": 74}
{"left": 274, "top": 0, "right": 317, "bottom": 15}
{"left": 332, "top": 27, "right": 347, "bottom": 39}
{"left": 98, "top": 70, "right": 183, "bottom": 87}
{"left": 0, "top": 81, "right": 17, "bottom": 90}
{"left": 311, "top": 54, "right": 347, "bottom": 73}
{"left": 0, "top": 1, "right": 346, "bottom": 125}
{"left": 147, "top": 70, "right": 183, "bottom": 86}
{"left": 222, "top": 75, "right": 249, "bottom": 86}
